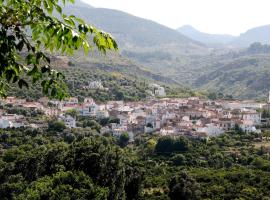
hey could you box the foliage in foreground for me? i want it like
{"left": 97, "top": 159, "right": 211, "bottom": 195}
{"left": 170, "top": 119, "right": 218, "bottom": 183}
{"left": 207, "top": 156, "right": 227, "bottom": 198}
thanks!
{"left": 0, "top": 127, "right": 270, "bottom": 199}
{"left": 0, "top": 0, "right": 117, "bottom": 99}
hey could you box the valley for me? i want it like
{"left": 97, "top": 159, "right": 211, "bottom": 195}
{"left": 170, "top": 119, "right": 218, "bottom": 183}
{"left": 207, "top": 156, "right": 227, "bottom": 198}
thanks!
{"left": 58, "top": 0, "right": 270, "bottom": 101}
{"left": 2, "top": 1, "right": 270, "bottom": 199}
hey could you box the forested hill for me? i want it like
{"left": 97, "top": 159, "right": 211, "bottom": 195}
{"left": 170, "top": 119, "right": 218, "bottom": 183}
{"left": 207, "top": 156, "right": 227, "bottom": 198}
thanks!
{"left": 184, "top": 42, "right": 270, "bottom": 100}
{"left": 7, "top": 54, "right": 197, "bottom": 102}
{"left": 193, "top": 53, "right": 270, "bottom": 100}
{"left": 63, "top": 1, "right": 206, "bottom": 53}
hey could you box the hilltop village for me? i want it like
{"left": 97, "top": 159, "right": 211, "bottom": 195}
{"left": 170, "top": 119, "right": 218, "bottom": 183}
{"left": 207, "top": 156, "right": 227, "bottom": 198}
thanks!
{"left": 0, "top": 95, "right": 267, "bottom": 141}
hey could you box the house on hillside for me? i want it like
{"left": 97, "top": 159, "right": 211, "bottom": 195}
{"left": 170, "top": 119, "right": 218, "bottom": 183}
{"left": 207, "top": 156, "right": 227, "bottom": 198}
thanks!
{"left": 88, "top": 81, "right": 104, "bottom": 89}
{"left": 59, "top": 97, "right": 79, "bottom": 111}
{"left": 59, "top": 115, "right": 76, "bottom": 128}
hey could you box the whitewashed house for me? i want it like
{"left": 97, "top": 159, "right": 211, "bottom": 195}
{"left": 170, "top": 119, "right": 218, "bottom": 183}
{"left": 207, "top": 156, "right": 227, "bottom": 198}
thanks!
{"left": 88, "top": 81, "right": 103, "bottom": 89}
{"left": 241, "top": 110, "right": 261, "bottom": 125}
{"left": 59, "top": 115, "right": 76, "bottom": 128}
{"left": 155, "top": 86, "right": 166, "bottom": 97}
{"left": 160, "top": 127, "right": 176, "bottom": 136}
{"left": 0, "top": 119, "right": 11, "bottom": 129}
{"left": 197, "top": 123, "right": 224, "bottom": 136}
{"left": 0, "top": 115, "right": 25, "bottom": 129}
{"left": 96, "top": 110, "right": 109, "bottom": 119}
{"left": 149, "top": 83, "right": 166, "bottom": 97}
{"left": 78, "top": 103, "right": 99, "bottom": 117}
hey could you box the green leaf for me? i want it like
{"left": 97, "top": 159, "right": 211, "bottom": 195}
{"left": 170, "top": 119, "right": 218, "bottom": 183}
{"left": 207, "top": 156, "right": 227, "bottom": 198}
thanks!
{"left": 18, "top": 79, "right": 29, "bottom": 89}
{"left": 12, "top": 76, "right": 19, "bottom": 83}
{"left": 36, "top": 52, "right": 44, "bottom": 64}
{"left": 64, "top": 17, "right": 76, "bottom": 28}
{"left": 5, "top": 69, "right": 15, "bottom": 82}
{"left": 51, "top": 87, "right": 57, "bottom": 97}
{"left": 27, "top": 65, "right": 38, "bottom": 76}
{"left": 26, "top": 54, "right": 35, "bottom": 65}
{"left": 76, "top": 18, "right": 85, "bottom": 25}
{"left": 55, "top": 4, "right": 62, "bottom": 13}
{"left": 41, "top": 80, "right": 47, "bottom": 88}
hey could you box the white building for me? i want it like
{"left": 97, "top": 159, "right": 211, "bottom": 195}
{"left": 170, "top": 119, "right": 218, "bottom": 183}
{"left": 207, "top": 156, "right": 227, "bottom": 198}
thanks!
{"left": 241, "top": 110, "right": 261, "bottom": 125}
{"left": 88, "top": 81, "right": 103, "bottom": 89}
{"left": 78, "top": 103, "right": 99, "bottom": 117}
{"left": 59, "top": 115, "right": 76, "bottom": 128}
{"left": 155, "top": 86, "right": 166, "bottom": 97}
{"left": 0, "top": 119, "right": 11, "bottom": 129}
{"left": 160, "top": 127, "right": 175, "bottom": 136}
{"left": 96, "top": 110, "right": 109, "bottom": 119}
{"left": 0, "top": 115, "right": 25, "bottom": 129}
{"left": 197, "top": 123, "right": 224, "bottom": 137}
{"left": 149, "top": 83, "right": 166, "bottom": 97}
{"left": 239, "top": 120, "right": 259, "bottom": 133}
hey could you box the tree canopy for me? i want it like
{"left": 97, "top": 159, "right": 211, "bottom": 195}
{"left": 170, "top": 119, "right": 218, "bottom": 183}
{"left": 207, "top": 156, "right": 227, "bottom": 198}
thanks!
{"left": 0, "top": 0, "right": 118, "bottom": 99}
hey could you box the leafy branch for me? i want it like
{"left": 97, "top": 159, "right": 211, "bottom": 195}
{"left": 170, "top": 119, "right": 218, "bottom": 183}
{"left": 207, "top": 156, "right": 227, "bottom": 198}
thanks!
{"left": 0, "top": 0, "right": 118, "bottom": 99}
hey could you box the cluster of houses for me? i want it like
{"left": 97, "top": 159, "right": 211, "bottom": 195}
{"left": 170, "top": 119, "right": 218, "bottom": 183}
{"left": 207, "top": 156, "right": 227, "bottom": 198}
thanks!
{"left": 97, "top": 97, "right": 263, "bottom": 139}
{"left": 0, "top": 95, "right": 266, "bottom": 139}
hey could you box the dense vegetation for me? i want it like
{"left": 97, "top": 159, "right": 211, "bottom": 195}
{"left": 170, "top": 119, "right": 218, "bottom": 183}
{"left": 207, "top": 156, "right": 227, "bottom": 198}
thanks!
{"left": 193, "top": 54, "right": 270, "bottom": 100}
{"left": 6, "top": 55, "right": 198, "bottom": 102}
{"left": 1, "top": 124, "right": 270, "bottom": 199}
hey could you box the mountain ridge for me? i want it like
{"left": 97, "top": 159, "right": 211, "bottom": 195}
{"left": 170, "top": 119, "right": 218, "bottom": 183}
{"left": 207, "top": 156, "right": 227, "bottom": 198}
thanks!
{"left": 177, "top": 24, "right": 270, "bottom": 48}
{"left": 231, "top": 24, "right": 270, "bottom": 47}
{"left": 63, "top": 1, "right": 207, "bottom": 54}
{"left": 177, "top": 25, "right": 235, "bottom": 47}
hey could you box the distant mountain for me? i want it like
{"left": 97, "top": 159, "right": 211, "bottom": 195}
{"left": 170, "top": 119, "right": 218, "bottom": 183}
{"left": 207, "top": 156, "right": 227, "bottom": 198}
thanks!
{"left": 63, "top": 2, "right": 206, "bottom": 54}
{"left": 61, "top": 1, "right": 270, "bottom": 100}
{"left": 231, "top": 25, "right": 270, "bottom": 47}
{"left": 177, "top": 25, "right": 235, "bottom": 47}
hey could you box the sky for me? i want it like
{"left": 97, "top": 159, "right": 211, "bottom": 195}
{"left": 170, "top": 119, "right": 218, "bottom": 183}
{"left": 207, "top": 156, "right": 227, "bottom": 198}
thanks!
{"left": 82, "top": 0, "right": 270, "bottom": 36}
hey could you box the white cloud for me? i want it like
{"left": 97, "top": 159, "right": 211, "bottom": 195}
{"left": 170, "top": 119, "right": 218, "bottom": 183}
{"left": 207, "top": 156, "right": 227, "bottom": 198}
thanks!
{"left": 81, "top": 0, "right": 270, "bottom": 36}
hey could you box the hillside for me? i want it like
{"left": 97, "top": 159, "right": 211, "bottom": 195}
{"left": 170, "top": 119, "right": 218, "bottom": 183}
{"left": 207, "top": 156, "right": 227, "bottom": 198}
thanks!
{"left": 8, "top": 54, "right": 197, "bottom": 102}
{"left": 177, "top": 25, "right": 235, "bottom": 47}
{"left": 61, "top": 1, "right": 209, "bottom": 75}
{"left": 64, "top": 2, "right": 205, "bottom": 53}
{"left": 231, "top": 25, "right": 270, "bottom": 47}
{"left": 59, "top": 2, "right": 270, "bottom": 100}
{"left": 193, "top": 53, "right": 270, "bottom": 100}
{"left": 177, "top": 24, "right": 270, "bottom": 48}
